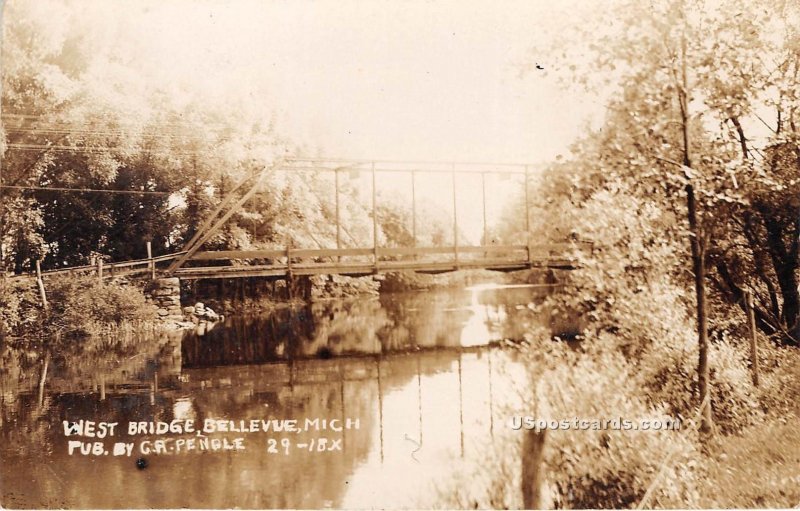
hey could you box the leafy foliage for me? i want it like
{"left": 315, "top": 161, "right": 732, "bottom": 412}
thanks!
{"left": 0, "top": 275, "right": 155, "bottom": 349}
{"left": 505, "top": 0, "right": 800, "bottom": 506}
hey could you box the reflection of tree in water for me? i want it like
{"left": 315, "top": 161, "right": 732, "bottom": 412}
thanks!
{"left": 1, "top": 328, "right": 180, "bottom": 418}
{"left": 0, "top": 326, "right": 181, "bottom": 506}
{"left": 379, "top": 291, "right": 469, "bottom": 351}
{"left": 305, "top": 299, "right": 389, "bottom": 357}
{"left": 182, "top": 300, "right": 391, "bottom": 367}
{"left": 181, "top": 287, "right": 552, "bottom": 369}
{"left": 473, "top": 287, "right": 551, "bottom": 341}
{"left": 172, "top": 363, "right": 379, "bottom": 508}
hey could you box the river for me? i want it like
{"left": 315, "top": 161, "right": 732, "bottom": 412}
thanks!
{"left": 0, "top": 283, "right": 551, "bottom": 508}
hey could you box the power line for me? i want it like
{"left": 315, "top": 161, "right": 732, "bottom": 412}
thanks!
{"left": 2, "top": 123, "right": 243, "bottom": 139}
{"left": 1, "top": 113, "right": 251, "bottom": 133}
{"left": 0, "top": 185, "right": 171, "bottom": 196}
{"left": 289, "top": 155, "right": 534, "bottom": 168}
{"left": 5, "top": 126, "right": 194, "bottom": 140}
{"left": 3, "top": 143, "right": 225, "bottom": 158}
{"left": 6, "top": 143, "right": 119, "bottom": 152}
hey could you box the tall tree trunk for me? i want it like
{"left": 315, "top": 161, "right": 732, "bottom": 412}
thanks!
{"left": 686, "top": 185, "right": 712, "bottom": 434}
{"left": 757, "top": 206, "right": 800, "bottom": 343}
{"left": 679, "top": 29, "right": 713, "bottom": 436}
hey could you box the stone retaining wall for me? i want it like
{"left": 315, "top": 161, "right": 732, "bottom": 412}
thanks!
{"left": 146, "top": 277, "right": 183, "bottom": 322}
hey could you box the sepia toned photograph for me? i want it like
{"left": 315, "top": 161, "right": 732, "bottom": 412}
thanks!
{"left": 1, "top": 0, "right": 800, "bottom": 508}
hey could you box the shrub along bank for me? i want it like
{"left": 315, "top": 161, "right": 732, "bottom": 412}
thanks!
{"left": 0, "top": 275, "right": 156, "bottom": 346}
{"left": 426, "top": 187, "right": 799, "bottom": 509}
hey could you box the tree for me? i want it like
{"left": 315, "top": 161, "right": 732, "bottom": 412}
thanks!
{"left": 530, "top": 0, "right": 800, "bottom": 435}
{"left": 1, "top": 0, "right": 295, "bottom": 270}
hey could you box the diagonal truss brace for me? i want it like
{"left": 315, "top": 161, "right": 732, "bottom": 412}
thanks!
{"left": 165, "top": 162, "right": 277, "bottom": 275}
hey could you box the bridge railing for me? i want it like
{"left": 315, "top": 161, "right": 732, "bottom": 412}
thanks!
{"left": 7, "top": 251, "right": 187, "bottom": 281}
{"left": 6, "top": 241, "right": 591, "bottom": 281}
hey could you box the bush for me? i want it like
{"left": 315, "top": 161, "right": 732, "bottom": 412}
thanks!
{"left": 524, "top": 338, "right": 704, "bottom": 509}
{"left": 542, "top": 184, "right": 762, "bottom": 431}
{"left": 515, "top": 182, "right": 766, "bottom": 506}
{"left": 1, "top": 275, "right": 155, "bottom": 344}
{"left": 47, "top": 276, "right": 155, "bottom": 337}
{"left": 0, "top": 277, "right": 41, "bottom": 342}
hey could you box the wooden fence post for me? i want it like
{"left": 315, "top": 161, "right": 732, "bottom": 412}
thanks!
{"left": 744, "top": 291, "right": 760, "bottom": 387}
{"left": 97, "top": 258, "right": 103, "bottom": 282}
{"left": 146, "top": 241, "right": 155, "bottom": 280}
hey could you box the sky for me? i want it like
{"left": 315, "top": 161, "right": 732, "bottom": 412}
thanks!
{"left": 54, "top": 0, "right": 607, "bottom": 166}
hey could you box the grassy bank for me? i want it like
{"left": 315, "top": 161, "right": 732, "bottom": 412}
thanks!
{"left": 0, "top": 274, "right": 158, "bottom": 344}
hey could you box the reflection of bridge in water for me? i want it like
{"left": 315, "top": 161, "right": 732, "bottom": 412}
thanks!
{"left": 26, "top": 337, "right": 520, "bottom": 460}
{"left": 171, "top": 345, "right": 518, "bottom": 462}
{"left": 3, "top": 341, "right": 525, "bottom": 508}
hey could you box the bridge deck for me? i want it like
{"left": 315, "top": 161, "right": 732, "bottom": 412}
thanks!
{"left": 14, "top": 243, "right": 581, "bottom": 281}
{"left": 173, "top": 258, "right": 573, "bottom": 280}
{"left": 173, "top": 244, "right": 576, "bottom": 279}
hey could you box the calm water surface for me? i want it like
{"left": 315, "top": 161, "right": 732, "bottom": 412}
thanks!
{"left": 1, "top": 284, "right": 548, "bottom": 508}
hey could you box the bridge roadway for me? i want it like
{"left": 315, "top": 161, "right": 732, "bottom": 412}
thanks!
{"left": 18, "top": 243, "right": 580, "bottom": 281}
{"left": 174, "top": 244, "right": 576, "bottom": 280}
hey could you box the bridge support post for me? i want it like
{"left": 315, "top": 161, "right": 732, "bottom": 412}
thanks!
{"left": 146, "top": 277, "right": 183, "bottom": 322}
{"left": 335, "top": 168, "right": 341, "bottom": 262}
{"left": 452, "top": 164, "right": 459, "bottom": 268}
{"left": 285, "top": 245, "right": 292, "bottom": 299}
{"left": 286, "top": 274, "right": 312, "bottom": 301}
{"left": 372, "top": 162, "right": 379, "bottom": 272}
{"left": 525, "top": 165, "right": 532, "bottom": 266}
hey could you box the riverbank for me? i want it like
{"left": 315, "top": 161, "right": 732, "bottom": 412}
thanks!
{"left": 165, "top": 269, "right": 553, "bottom": 327}
{"left": 413, "top": 263, "right": 800, "bottom": 510}
{"left": 0, "top": 273, "right": 160, "bottom": 342}
{"left": 378, "top": 267, "right": 562, "bottom": 292}
{"left": 3, "top": 269, "right": 541, "bottom": 338}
